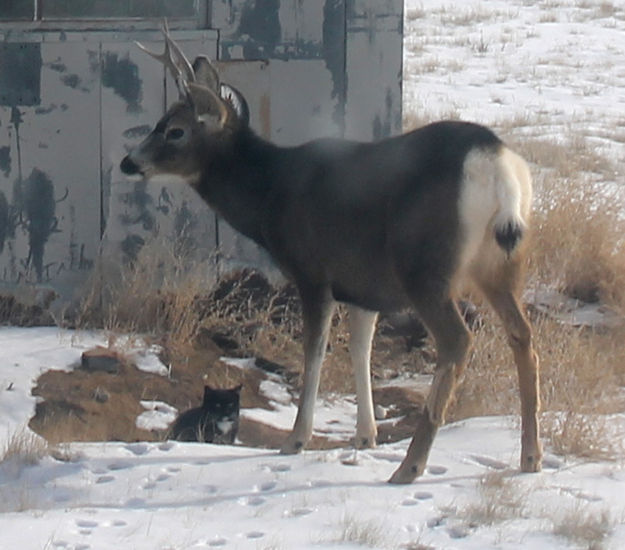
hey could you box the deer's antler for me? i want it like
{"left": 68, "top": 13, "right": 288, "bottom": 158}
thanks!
{"left": 135, "top": 19, "right": 195, "bottom": 96}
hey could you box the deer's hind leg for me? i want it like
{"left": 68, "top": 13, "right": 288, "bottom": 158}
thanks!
{"left": 389, "top": 285, "right": 472, "bottom": 484}
{"left": 479, "top": 281, "right": 542, "bottom": 472}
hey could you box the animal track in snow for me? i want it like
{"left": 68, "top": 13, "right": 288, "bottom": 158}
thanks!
{"left": 414, "top": 491, "right": 433, "bottom": 500}
{"left": 285, "top": 507, "right": 314, "bottom": 517}
{"left": 426, "top": 465, "right": 447, "bottom": 475}
{"left": 208, "top": 537, "right": 227, "bottom": 547}
{"left": 246, "top": 531, "right": 265, "bottom": 539}
{"left": 107, "top": 461, "right": 132, "bottom": 471}
{"left": 240, "top": 496, "right": 265, "bottom": 506}
{"left": 75, "top": 519, "right": 98, "bottom": 529}
{"left": 258, "top": 480, "right": 277, "bottom": 491}
{"left": 270, "top": 463, "right": 291, "bottom": 473}
{"left": 95, "top": 475, "right": 115, "bottom": 484}
{"left": 125, "top": 443, "right": 149, "bottom": 456}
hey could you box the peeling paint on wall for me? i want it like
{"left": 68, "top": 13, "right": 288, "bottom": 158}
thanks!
{"left": 21, "top": 168, "right": 58, "bottom": 282}
{"left": 322, "top": 0, "right": 346, "bottom": 134}
{"left": 0, "top": 146, "right": 10, "bottom": 177}
{"left": 239, "top": 0, "right": 282, "bottom": 58}
{"left": 0, "top": 191, "right": 8, "bottom": 254}
{"left": 102, "top": 52, "right": 142, "bottom": 112}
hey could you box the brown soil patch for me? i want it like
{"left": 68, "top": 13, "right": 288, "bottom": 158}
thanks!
{"left": 29, "top": 336, "right": 426, "bottom": 450}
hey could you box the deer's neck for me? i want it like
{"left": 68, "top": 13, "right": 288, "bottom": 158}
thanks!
{"left": 196, "top": 128, "right": 282, "bottom": 248}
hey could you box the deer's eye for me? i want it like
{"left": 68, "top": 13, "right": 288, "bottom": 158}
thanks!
{"left": 166, "top": 128, "right": 185, "bottom": 141}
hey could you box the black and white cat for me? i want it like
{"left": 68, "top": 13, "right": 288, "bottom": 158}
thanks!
{"left": 169, "top": 385, "right": 242, "bottom": 444}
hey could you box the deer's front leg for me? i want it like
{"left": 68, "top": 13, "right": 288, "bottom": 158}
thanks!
{"left": 347, "top": 305, "right": 379, "bottom": 449}
{"left": 281, "top": 288, "right": 335, "bottom": 454}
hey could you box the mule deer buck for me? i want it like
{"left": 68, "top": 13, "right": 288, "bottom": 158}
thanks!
{"left": 120, "top": 26, "right": 542, "bottom": 483}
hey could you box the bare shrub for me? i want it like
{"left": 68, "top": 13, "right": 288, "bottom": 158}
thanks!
{"left": 462, "top": 471, "right": 527, "bottom": 526}
{"left": 334, "top": 514, "right": 391, "bottom": 548}
{"left": 1, "top": 428, "right": 49, "bottom": 467}
{"left": 77, "top": 238, "right": 215, "bottom": 353}
{"left": 551, "top": 505, "right": 614, "bottom": 550}
{"left": 542, "top": 412, "right": 622, "bottom": 461}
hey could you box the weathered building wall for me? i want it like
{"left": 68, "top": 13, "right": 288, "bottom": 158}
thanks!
{"left": 0, "top": 0, "right": 403, "bottom": 308}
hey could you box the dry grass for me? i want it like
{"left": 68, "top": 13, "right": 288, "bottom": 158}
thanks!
{"left": 1, "top": 428, "right": 49, "bottom": 467}
{"left": 334, "top": 514, "right": 391, "bottom": 548}
{"left": 551, "top": 504, "right": 615, "bottom": 550}
{"left": 542, "top": 412, "right": 623, "bottom": 461}
{"left": 77, "top": 240, "right": 216, "bottom": 354}
{"left": 461, "top": 471, "right": 527, "bottom": 526}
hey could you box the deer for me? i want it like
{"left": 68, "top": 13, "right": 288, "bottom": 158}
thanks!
{"left": 120, "top": 25, "right": 542, "bottom": 484}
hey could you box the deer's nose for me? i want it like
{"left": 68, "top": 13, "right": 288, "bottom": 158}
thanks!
{"left": 120, "top": 155, "right": 140, "bottom": 175}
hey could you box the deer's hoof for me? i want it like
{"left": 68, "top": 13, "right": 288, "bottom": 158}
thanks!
{"left": 388, "top": 460, "right": 426, "bottom": 485}
{"left": 521, "top": 453, "right": 542, "bottom": 473}
{"left": 521, "top": 441, "right": 543, "bottom": 473}
{"left": 355, "top": 432, "right": 377, "bottom": 450}
{"left": 280, "top": 438, "right": 305, "bottom": 455}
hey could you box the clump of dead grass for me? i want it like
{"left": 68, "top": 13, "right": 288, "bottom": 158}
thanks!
{"left": 542, "top": 411, "right": 623, "bottom": 461}
{"left": 514, "top": 135, "right": 625, "bottom": 311}
{"left": 76, "top": 239, "right": 214, "bottom": 353}
{"left": 461, "top": 471, "right": 527, "bottom": 526}
{"left": 551, "top": 504, "right": 615, "bottom": 550}
{"left": 333, "top": 514, "right": 391, "bottom": 548}
{"left": 1, "top": 428, "right": 49, "bottom": 467}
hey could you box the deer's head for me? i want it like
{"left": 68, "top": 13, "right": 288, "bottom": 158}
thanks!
{"left": 120, "top": 22, "right": 249, "bottom": 183}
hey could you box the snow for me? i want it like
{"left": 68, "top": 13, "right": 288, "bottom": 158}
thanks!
{"left": 0, "top": 326, "right": 624, "bottom": 548}
{"left": 1, "top": 0, "right": 625, "bottom": 547}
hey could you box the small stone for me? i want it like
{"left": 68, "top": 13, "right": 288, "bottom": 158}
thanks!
{"left": 374, "top": 404, "right": 387, "bottom": 420}
{"left": 92, "top": 386, "right": 110, "bottom": 403}
{"left": 81, "top": 347, "right": 122, "bottom": 374}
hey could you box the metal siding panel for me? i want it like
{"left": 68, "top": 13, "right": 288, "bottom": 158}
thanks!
{"left": 345, "top": 0, "right": 403, "bottom": 141}
{"left": 269, "top": 59, "right": 340, "bottom": 145}
{"left": 0, "top": 39, "right": 100, "bottom": 295}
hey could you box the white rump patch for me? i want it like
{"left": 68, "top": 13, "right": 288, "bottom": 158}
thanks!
{"left": 457, "top": 146, "right": 533, "bottom": 275}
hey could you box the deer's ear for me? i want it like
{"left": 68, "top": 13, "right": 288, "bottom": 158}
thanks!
{"left": 187, "top": 82, "right": 229, "bottom": 128}
{"left": 192, "top": 55, "right": 220, "bottom": 92}
{"left": 220, "top": 84, "right": 250, "bottom": 127}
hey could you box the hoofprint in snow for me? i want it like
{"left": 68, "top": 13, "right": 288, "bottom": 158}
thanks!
{"left": 1, "top": 327, "right": 624, "bottom": 550}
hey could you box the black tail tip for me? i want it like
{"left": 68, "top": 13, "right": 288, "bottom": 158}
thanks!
{"left": 495, "top": 221, "right": 524, "bottom": 254}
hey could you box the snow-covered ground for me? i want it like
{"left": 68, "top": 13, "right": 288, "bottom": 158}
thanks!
{"left": 2, "top": 0, "right": 625, "bottom": 548}
{"left": 0, "top": 323, "right": 623, "bottom": 550}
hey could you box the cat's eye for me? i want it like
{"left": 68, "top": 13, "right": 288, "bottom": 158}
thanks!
{"left": 166, "top": 128, "right": 185, "bottom": 141}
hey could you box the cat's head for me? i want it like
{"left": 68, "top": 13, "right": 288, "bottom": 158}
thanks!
{"left": 202, "top": 384, "right": 242, "bottom": 414}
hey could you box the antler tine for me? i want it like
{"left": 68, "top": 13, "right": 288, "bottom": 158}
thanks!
{"left": 135, "top": 37, "right": 183, "bottom": 85}
{"left": 160, "top": 19, "right": 195, "bottom": 85}
{"left": 135, "top": 19, "right": 196, "bottom": 98}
